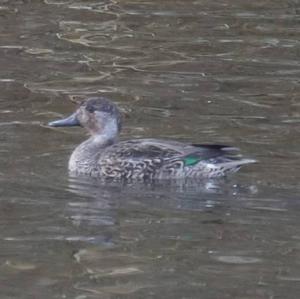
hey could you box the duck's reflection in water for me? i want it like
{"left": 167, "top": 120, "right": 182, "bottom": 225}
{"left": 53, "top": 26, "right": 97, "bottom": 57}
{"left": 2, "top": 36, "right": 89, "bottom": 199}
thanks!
{"left": 66, "top": 175, "right": 258, "bottom": 224}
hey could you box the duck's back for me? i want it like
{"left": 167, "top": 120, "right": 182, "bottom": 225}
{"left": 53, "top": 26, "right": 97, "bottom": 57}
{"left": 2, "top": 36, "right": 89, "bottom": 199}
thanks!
{"left": 95, "top": 139, "right": 255, "bottom": 180}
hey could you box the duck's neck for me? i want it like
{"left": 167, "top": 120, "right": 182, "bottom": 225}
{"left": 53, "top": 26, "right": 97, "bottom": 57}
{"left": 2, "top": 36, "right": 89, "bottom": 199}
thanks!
{"left": 69, "top": 120, "right": 119, "bottom": 175}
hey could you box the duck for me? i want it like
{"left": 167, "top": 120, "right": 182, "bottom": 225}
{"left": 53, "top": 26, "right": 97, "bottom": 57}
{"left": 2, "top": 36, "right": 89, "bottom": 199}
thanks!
{"left": 48, "top": 97, "right": 255, "bottom": 180}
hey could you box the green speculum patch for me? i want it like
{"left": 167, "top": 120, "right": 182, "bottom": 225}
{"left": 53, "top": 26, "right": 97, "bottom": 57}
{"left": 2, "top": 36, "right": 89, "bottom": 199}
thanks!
{"left": 184, "top": 156, "right": 201, "bottom": 166}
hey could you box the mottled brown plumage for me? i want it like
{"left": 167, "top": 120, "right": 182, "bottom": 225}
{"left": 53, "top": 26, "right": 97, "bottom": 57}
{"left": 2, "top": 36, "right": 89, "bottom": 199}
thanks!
{"left": 48, "top": 97, "right": 255, "bottom": 180}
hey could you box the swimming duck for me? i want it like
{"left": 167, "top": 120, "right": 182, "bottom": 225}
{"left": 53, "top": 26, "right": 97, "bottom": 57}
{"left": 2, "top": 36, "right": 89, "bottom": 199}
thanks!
{"left": 48, "top": 97, "right": 255, "bottom": 180}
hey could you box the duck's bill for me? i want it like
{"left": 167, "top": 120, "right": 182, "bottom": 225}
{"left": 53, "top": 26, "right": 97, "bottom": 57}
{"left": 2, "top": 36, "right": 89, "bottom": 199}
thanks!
{"left": 48, "top": 113, "right": 80, "bottom": 127}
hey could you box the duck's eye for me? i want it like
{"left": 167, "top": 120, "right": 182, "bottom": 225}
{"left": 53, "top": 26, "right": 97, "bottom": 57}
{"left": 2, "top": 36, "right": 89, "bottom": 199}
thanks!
{"left": 86, "top": 105, "right": 95, "bottom": 113}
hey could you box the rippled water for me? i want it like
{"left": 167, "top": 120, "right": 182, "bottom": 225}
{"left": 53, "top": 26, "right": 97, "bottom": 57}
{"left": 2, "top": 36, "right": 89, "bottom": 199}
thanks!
{"left": 1, "top": 0, "right": 300, "bottom": 298}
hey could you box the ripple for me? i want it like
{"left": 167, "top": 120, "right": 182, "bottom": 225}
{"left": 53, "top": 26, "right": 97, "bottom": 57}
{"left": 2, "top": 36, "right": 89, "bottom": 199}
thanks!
{"left": 4, "top": 260, "right": 37, "bottom": 271}
{"left": 44, "top": 0, "right": 71, "bottom": 4}
{"left": 212, "top": 255, "right": 262, "bottom": 264}
{"left": 74, "top": 281, "right": 151, "bottom": 295}
{"left": 24, "top": 48, "right": 54, "bottom": 55}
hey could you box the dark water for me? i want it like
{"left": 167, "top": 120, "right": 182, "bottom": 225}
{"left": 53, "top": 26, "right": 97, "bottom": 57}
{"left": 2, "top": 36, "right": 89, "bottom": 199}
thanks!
{"left": 1, "top": 0, "right": 300, "bottom": 298}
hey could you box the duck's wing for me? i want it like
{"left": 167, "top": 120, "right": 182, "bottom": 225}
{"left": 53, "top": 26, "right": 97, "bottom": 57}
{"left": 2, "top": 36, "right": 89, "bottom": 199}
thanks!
{"left": 100, "top": 139, "right": 186, "bottom": 161}
{"left": 100, "top": 139, "right": 247, "bottom": 161}
{"left": 97, "top": 139, "right": 254, "bottom": 179}
{"left": 97, "top": 139, "right": 184, "bottom": 179}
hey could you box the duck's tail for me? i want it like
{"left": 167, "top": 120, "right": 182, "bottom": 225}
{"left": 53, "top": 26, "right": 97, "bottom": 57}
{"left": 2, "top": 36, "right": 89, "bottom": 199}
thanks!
{"left": 205, "top": 157, "right": 256, "bottom": 177}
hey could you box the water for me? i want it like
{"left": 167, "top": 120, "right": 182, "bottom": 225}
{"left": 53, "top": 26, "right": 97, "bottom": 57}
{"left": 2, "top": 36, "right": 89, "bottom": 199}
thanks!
{"left": 1, "top": 0, "right": 300, "bottom": 298}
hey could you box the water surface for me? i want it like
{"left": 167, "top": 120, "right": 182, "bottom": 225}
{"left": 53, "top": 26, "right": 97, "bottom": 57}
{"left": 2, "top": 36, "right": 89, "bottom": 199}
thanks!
{"left": 0, "top": 1, "right": 300, "bottom": 298}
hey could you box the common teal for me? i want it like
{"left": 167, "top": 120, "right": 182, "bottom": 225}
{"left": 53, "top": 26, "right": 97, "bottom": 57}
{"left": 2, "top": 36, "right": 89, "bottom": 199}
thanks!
{"left": 48, "top": 97, "right": 255, "bottom": 180}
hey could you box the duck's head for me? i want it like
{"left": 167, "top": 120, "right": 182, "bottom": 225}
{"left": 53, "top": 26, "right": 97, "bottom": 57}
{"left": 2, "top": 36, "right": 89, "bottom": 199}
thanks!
{"left": 48, "top": 97, "right": 122, "bottom": 137}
